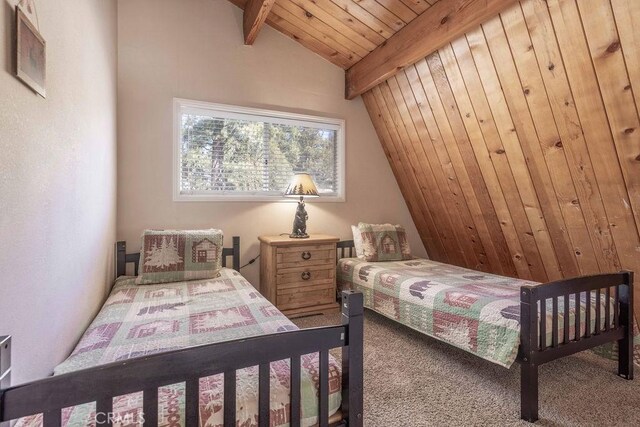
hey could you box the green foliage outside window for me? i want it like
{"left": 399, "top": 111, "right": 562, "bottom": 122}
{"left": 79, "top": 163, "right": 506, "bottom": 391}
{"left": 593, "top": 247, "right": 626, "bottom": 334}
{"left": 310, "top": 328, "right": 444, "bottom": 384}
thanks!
{"left": 180, "top": 114, "right": 337, "bottom": 195}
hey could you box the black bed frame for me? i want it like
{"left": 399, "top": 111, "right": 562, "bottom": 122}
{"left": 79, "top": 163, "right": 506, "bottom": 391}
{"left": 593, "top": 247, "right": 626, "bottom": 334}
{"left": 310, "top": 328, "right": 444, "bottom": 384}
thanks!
{"left": 336, "top": 240, "right": 634, "bottom": 423}
{"left": 0, "top": 238, "right": 364, "bottom": 427}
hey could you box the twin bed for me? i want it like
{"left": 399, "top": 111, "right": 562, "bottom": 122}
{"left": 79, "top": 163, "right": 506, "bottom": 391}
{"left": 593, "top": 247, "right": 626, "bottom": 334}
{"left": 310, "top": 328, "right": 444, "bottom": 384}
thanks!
{"left": 0, "top": 238, "right": 364, "bottom": 427}
{"left": 336, "top": 240, "right": 635, "bottom": 422}
{"left": 0, "top": 234, "right": 635, "bottom": 426}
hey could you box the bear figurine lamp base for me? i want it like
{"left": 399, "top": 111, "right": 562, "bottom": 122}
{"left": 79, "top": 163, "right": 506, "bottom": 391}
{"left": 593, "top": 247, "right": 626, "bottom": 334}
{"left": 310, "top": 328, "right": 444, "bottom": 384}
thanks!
{"left": 284, "top": 173, "right": 319, "bottom": 239}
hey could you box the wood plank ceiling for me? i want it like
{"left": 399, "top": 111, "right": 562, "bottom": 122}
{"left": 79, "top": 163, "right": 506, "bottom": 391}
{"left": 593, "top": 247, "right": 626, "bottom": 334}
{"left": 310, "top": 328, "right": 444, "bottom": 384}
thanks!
{"left": 228, "top": 0, "right": 440, "bottom": 68}
{"left": 227, "top": 0, "right": 640, "bottom": 321}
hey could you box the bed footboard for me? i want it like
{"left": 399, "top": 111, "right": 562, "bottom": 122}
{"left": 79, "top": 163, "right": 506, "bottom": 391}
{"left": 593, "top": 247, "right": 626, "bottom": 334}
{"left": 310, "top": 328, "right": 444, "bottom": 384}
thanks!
{"left": 519, "top": 271, "right": 634, "bottom": 422}
{"left": 0, "top": 291, "right": 364, "bottom": 427}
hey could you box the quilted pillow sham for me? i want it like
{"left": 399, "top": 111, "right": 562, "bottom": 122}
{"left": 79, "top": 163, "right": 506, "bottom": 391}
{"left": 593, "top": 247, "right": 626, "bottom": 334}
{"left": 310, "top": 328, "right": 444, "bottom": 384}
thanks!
{"left": 357, "top": 222, "right": 412, "bottom": 262}
{"left": 351, "top": 225, "right": 365, "bottom": 259}
{"left": 136, "top": 229, "right": 223, "bottom": 285}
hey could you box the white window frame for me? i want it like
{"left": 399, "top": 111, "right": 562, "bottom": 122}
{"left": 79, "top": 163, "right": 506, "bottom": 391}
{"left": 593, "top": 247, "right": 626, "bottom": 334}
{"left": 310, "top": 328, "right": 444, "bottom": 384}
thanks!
{"left": 173, "top": 98, "right": 346, "bottom": 202}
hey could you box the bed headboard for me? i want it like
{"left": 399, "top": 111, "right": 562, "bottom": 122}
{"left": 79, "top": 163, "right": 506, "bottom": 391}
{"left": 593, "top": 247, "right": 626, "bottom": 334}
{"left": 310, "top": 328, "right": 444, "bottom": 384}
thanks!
{"left": 337, "top": 240, "right": 355, "bottom": 261}
{"left": 115, "top": 236, "right": 241, "bottom": 277}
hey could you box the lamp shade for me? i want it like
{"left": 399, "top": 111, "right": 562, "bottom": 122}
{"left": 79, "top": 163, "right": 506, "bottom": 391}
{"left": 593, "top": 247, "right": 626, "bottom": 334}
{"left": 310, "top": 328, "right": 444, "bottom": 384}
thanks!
{"left": 284, "top": 173, "right": 319, "bottom": 198}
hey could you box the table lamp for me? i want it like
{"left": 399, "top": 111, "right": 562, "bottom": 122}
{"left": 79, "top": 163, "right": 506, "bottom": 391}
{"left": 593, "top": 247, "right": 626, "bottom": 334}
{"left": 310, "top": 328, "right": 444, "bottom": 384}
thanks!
{"left": 284, "top": 173, "right": 319, "bottom": 238}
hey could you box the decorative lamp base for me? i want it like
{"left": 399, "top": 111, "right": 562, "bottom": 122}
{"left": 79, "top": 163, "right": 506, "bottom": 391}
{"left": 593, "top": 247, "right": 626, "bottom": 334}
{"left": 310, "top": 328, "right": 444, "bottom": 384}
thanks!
{"left": 289, "top": 233, "right": 310, "bottom": 239}
{"left": 290, "top": 197, "right": 310, "bottom": 239}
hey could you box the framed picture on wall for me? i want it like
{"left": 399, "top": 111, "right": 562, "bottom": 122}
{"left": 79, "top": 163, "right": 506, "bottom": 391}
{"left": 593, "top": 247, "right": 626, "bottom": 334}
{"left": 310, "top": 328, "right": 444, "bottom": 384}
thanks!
{"left": 16, "top": 6, "right": 46, "bottom": 98}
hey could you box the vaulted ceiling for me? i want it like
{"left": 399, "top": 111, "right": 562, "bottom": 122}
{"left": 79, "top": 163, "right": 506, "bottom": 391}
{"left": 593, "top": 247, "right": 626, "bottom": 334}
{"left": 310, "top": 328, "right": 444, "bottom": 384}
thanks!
{"left": 230, "top": 0, "right": 522, "bottom": 99}
{"left": 229, "top": 0, "right": 441, "bottom": 69}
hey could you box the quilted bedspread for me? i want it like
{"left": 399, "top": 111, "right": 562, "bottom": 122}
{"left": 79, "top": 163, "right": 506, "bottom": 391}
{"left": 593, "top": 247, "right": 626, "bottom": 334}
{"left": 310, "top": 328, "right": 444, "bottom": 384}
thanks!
{"left": 17, "top": 269, "right": 341, "bottom": 427}
{"left": 338, "top": 258, "right": 617, "bottom": 368}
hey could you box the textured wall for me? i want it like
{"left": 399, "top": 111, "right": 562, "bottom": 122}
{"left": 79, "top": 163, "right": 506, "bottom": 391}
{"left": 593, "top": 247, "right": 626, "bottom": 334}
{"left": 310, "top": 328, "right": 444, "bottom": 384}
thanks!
{"left": 116, "top": 0, "right": 425, "bottom": 286}
{"left": 0, "top": 0, "right": 118, "bottom": 383}
{"left": 363, "top": 0, "right": 640, "bottom": 319}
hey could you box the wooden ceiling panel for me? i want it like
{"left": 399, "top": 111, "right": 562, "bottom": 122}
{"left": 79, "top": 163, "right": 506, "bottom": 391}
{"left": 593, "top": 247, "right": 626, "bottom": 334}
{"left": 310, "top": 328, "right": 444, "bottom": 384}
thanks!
{"left": 287, "top": 0, "right": 387, "bottom": 47}
{"left": 374, "top": 0, "right": 419, "bottom": 22}
{"left": 273, "top": 2, "right": 369, "bottom": 57}
{"left": 267, "top": 13, "right": 357, "bottom": 68}
{"left": 399, "top": 0, "right": 434, "bottom": 15}
{"left": 345, "top": 0, "right": 520, "bottom": 98}
{"left": 283, "top": 0, "right": 381, "bottom": 51}
{"left": 228, "top": 0, "right": 439, "bottom": 68}
{"left": 326, "top": 0, "right": 398, "bottom": 38}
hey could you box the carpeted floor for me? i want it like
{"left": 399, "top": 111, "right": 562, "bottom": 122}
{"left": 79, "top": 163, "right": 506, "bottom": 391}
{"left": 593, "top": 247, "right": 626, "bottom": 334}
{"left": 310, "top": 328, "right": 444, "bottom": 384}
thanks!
{"left": 292, "top": 310, "right": 640, "bottom": 427}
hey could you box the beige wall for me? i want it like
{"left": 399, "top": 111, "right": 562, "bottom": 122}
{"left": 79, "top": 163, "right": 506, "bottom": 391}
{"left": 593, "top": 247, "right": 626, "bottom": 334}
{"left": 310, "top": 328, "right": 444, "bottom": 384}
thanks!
{"left": 117, "top": 0, "right": 425, "bottom": 286}
{"left": 0, "top": 1, "right": 117, "bottom": 383}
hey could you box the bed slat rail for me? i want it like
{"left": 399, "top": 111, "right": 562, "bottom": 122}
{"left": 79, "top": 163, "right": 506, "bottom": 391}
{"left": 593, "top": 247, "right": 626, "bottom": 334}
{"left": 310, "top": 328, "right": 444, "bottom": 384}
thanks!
{"left": 336, "top": 240, "right": 355, "bottom": 262}
{"left": 95, "top": 399, "right": 112, "bottom": 426}
{"left": 529, "top": 273, "right": 628, "bottom": 300}
{"left": 0, "top": 292, "right": 364, "bottom": 427}
{"left": 143, "top": 386, "right": 158, "bottom": 426}
{"left": 185, "top": 377, "right": 199, "bottom": 425}
{"left": 42, "top": 410, "right": 59, "bottom": 427}
{"left": 319, "top": 349, "right": 330, "bottom": 426}
{"left": 520, "top": 271, "right": 634, "bottom": 422}
{"left": 258, "top": 363, "right": 270, "bottom": 427}
{"left": 585, "top": 291, "right": 592, "bottom": 338}
{"left": 290, "top": 355, "right": 302, "bottom": 427}
{"left": 224, "top": 370, "right": 237, "bottom": 426}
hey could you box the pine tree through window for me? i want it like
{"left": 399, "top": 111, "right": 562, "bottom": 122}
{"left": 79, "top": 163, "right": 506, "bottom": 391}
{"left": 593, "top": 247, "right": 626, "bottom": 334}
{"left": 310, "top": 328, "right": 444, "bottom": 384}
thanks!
{"left": 174, "top": 99, "right": 345, "bottom": 201}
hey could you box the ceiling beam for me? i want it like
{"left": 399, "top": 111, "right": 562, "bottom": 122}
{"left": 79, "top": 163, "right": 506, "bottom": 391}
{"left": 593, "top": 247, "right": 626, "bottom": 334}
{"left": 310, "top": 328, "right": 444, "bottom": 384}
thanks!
{"left": 243, "top": 0, "right": 276, "bottom": 45}
{"left": 345, "top": 0, "right": 519, "bottom": 99}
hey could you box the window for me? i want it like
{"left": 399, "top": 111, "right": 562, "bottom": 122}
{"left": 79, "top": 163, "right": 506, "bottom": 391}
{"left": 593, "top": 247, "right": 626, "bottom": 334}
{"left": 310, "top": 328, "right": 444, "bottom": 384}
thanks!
{"left": 173, "top": 98, "right": 345, "bottom": 201}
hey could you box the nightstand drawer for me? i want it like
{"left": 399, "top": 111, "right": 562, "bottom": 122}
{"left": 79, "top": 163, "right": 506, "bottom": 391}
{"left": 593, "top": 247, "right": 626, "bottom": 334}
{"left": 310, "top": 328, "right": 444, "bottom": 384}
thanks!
{"left": 276, "top": 265, "right": 334, "bottom": 286}
{"left": 276, "top": 245, "right": 335, "bottom": 269}
{"left": 277, "top": 284, "right": 335, "bottom": 310}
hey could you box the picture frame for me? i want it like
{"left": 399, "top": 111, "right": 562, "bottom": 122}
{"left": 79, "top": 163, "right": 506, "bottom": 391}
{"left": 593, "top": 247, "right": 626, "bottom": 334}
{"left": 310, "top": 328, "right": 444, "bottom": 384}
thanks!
{"left": 16, "top": 6, "right": 46, "bottom": 98}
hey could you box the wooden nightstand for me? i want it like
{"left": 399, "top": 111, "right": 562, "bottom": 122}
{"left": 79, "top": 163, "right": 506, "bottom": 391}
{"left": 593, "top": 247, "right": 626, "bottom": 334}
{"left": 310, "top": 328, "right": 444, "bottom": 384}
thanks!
{"left": 259, "top": 234, "right": 340, "bottom": 318}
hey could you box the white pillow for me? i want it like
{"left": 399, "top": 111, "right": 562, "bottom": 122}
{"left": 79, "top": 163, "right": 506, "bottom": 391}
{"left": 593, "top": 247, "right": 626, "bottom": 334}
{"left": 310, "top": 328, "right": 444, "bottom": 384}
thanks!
{"left": 351, "top": 225, "right": 365, "bottom": 259}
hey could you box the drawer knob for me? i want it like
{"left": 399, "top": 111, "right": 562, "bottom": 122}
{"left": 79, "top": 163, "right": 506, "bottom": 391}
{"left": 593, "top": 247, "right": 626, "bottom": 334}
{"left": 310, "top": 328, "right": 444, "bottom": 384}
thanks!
{"left": 301, "top": 251, "right": 312, "bottom": 260}
{"left": 301, "top": 271, "right": 311, "bottom": 280}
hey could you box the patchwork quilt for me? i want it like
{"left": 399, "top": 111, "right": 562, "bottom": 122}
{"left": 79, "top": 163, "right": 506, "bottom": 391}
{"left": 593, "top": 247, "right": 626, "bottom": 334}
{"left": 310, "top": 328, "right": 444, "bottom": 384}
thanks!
{"left": 17, "top": 269, "right": 341, "bottom": 427}
{"left": 338, "top": 258, "right": 638, "bottom": 368}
